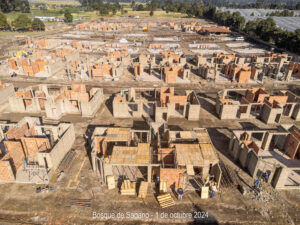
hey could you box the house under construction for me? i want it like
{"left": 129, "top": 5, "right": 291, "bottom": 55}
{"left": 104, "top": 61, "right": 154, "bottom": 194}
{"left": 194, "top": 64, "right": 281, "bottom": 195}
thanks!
{"left": 216, "top": 88, "right": 300, "bottom": 123}
{"left": 90, "top": 123, "right": 221, "bottom": 192}
{"left": 0, "top": 117, "right": 75, "bottom": 183}
{"left": 229, "top": 124, "right": 300, "bottom": 189}
{"left": 112, "top": 87, "right": 201, "bottom": 122}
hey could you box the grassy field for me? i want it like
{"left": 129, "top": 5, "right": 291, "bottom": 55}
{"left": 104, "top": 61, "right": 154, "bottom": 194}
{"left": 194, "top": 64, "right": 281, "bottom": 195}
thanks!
{"left": 4, "top": 6, "right": 187, "bottom": 25}
{"left": 6, "top": 9, "right": 62, "bottom": 21}
{"left": 117, "top": 8, "right": 187, "bottom": 18}
{"left": 30, "top": 0, "right": 80, "bottom": 6}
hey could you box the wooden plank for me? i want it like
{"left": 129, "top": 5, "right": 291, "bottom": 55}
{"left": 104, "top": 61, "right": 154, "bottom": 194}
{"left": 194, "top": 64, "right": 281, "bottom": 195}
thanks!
{"left": 157, "top": 193, "right": 175, "bottom": 208}
{"left": 201, "top": 186, "right": 209, "bottom": 199}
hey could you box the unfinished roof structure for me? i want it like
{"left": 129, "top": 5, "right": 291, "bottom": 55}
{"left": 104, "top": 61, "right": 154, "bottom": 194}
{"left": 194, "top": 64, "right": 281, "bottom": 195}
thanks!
{"left": 229, "top": 125, "right": 300, "bottom": 189}
{"left": 90, "top": 125, "right": 151, "bottom": 183}
{"left": 90, "top": 124, "right": 221, "bottom": 191}
{"left": 6, "top": 84, "right": 105, "bottom": 120}
{"left": 216, "top": 88, "right": 300, "bottom": 123}
{"left": 112, "top": 87, "right": 200, "bottom": 122}
{"left": 0, "top": 117, "right": 75, "bottom": 183}
{"left": 157, "top": 127, "right": 221, "bottom": 190}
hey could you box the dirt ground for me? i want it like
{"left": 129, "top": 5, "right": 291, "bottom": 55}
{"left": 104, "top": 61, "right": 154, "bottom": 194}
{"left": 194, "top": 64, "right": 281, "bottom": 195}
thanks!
{"left": 0, "top": 93, "right": 300, "bottom": 225}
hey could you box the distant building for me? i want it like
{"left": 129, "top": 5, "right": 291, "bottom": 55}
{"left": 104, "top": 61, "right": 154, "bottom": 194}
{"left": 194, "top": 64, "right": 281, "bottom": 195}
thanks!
{"left": 34, "top": 16, "right": 63, "bottom": 22}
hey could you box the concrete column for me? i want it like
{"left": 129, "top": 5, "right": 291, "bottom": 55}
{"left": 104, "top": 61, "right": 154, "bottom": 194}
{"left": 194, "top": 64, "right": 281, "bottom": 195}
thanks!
{"left": 232, "top": 71, "right": 237, "bottom": 82}
{"left": 228, "top": 136, "right": 235, "bottom": 152}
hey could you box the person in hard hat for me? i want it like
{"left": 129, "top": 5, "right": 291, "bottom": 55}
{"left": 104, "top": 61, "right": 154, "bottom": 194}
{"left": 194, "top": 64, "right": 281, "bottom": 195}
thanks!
{"left": 177, "top": 185, "right": 184, "bottom": 200}
{"left": 254, "top": 178, "right": 263, "bottom": 190}
{"left": 262, "top": 172, "right": 269, "bottom": 183}
{"left": 211, "top": 182, "right": 217, "bottom": 198}
{"left": 204, "top": 176, "right": 209, "bottom": 186}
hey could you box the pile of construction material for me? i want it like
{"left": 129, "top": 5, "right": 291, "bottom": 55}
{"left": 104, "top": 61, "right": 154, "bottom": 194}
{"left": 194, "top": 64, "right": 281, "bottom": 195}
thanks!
{"left": 138, "top": 181, "right": 148, "bottom": 199}
{"left": 201, "top": 186, "right": 209, "bottom": 199}
{"left": 157, "top": 193, "right": 175, "bottom": 208}
{"left": 107, "top": 175, "right": 116, "bottom": 190}
{"left": 120, "top": 180, "right": 136, "bottom": 195}
{"left": 159, "top": 181, "right": 167, "bottom": 193}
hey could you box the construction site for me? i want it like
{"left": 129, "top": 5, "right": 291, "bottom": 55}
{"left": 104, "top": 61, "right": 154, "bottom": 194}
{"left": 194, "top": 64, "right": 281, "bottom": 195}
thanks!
{"left": 0, "top": 16, "right": 299, "bottom": 225}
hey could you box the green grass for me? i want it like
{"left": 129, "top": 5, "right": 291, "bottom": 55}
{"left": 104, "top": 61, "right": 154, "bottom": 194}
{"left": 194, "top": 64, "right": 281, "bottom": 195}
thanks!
{"left": 116, "top": 8, "right": 187, "bottom": 18}
{"left": 4, "top": 7, "right": 187, "bottom": 27}
{"left": 30, "top": 0, "right": 80, "bottom": 6}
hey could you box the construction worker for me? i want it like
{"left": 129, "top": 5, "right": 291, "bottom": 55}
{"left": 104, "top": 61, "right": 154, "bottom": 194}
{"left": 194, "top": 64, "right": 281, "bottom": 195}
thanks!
{"left": 204, "top": 176, "right": 209, "bottom": 186}
{"left": 156, "top": 175, "right": 160, "bottom": 192}
{"left": 211, "top": 182, "right": 216, "bottom": 198}
{"left": 177, "top": 186, "right": 183, "bottom": 200}
{"left": 262, "top": 172, "right": 269, "bottom": 183}
{"left": 254, "top": 178, "right": 263, "bottom": 190}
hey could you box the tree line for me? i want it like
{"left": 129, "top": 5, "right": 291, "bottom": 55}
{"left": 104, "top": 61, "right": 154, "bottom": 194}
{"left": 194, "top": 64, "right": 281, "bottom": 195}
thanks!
{"left": 267, "top": 10, "right": 294, "bottom": 17}
{"left": 0, "top": 13, "right": 45, "bottom": 31}
{"left": 0, "top": 0, "right": 30, "bottom": 13}
{"left": 157, "top": 1, "right": 300, "bottom": 55}
{"left": 208, "top": 0, "right": 300, "bottom": 10}
{"left": 79, "top": 0, "right": 122, "bottom": 15}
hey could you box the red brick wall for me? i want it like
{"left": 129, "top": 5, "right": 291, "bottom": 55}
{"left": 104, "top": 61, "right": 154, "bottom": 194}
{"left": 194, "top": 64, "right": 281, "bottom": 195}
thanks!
{"left": 160, "top": 168, "right": 184, "bottom": 190}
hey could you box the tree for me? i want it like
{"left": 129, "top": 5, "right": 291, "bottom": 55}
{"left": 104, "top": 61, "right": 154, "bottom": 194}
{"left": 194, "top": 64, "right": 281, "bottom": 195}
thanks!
{"left": 150, "top": 10, "right": 154, "bottom": 17}
{"left": 0, "top": 13, "right": 10, "bottom": 30}
{"left": 17, "top": 0, "right": 30, "bottom": 13}
{"left": 0, "top": 0, "right": 30, "bottom": 13}
{"left": 135, "top": 4, "right": 144, "bottom": 11}
{"left": 99, "top": 7, "right": 109, "bottom": 16}
{"left": 112, "top": 6, "right": 116, "bottom": 15}
{"left": 32, "top": 18, "right": 45, "bottom": 31}
{"left": 12, "top": 14, "right": 31, "bottom": 30}
{"left": 64, "top": 9, "right": 73, "bottom": 23}
{"left": 131, "top": 0, "right": 135, "bottom": 9}
{"left": 150, "top": 0, "right": 158, "bottom": 11}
